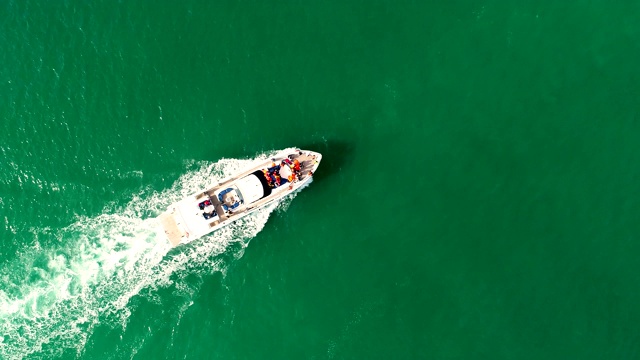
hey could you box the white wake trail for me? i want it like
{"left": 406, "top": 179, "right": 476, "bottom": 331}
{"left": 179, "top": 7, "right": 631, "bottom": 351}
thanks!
{"left": 0, "top": 149, "right": 300, "bottom": 359}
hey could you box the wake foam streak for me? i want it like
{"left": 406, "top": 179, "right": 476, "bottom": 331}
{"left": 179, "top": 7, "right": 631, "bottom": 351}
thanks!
{"left": 0, "top": 149, "right": 301, "bottom": 359}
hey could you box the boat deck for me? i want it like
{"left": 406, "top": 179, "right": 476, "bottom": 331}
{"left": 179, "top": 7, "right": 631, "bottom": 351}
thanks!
{"left": 159, "top": 212, "right": 183, "bottom": 246}
{"left": 159, "top": 150, "right": 321, "bottom": 246}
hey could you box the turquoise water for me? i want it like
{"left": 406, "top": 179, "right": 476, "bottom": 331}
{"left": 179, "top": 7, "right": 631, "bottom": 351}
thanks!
{"left": 1, "top": 1, "right": 640, "bottom": 358}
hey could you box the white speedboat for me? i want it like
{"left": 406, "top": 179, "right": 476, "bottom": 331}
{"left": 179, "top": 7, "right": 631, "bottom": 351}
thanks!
{"left": 159, "top": 149, "right": 322, "bottom": 246}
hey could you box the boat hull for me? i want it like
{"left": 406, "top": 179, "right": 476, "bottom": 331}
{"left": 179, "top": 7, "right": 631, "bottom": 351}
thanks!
{"left": 159, "top": 149, "right": 321, "bottom": 246}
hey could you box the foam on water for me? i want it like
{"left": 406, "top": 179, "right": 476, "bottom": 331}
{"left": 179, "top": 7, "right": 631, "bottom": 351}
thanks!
{"left": 0, "top": 148, "right": 304, "bottom": 359}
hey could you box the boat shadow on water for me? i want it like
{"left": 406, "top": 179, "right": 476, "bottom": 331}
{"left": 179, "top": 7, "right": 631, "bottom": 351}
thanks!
{"left": 296, "top": 139, "right": 354, "bottom": 186}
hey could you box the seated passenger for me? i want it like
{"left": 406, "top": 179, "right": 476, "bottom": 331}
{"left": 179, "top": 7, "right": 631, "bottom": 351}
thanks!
{"left": 198, "top": 199, "right": 212, "bottom": 210}
{"left": 203, "top": 210, "right": 217, "bottom": 219}
{"left": 262, "top": 169, "right": 273, "bottom": 186}
{"left": 268, "top": 164, "right": 280, "bottom": 174}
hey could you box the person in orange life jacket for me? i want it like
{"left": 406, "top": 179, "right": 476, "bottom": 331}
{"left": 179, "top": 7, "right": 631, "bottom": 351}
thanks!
{"left": 263, "top": 169, "right": 274, "bottom": 187}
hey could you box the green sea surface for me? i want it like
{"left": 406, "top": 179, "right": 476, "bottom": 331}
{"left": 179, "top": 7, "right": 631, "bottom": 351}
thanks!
{"left": 1, "top": 0, "right": 640, "bottom": 359}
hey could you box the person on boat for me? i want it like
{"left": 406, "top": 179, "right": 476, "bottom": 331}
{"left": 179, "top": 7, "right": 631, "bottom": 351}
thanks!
{"left": 268, "top": 164, "right": 280, "bottom": 174}
{"left": 293, "top": 159, "right": 301, "bottom": 173}
{"left": 203, "top": 210, "right": 216, "bottom": 219}
{"left": 263, "top": 169, "right": 274, "bottom": 187}
{"left": 198, "top": 199, "right": 212, "bottom": 210}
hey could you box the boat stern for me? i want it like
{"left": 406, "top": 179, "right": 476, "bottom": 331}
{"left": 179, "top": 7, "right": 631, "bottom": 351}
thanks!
{"left": 159, "top": 210, "right": 187, "bottom": 246}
